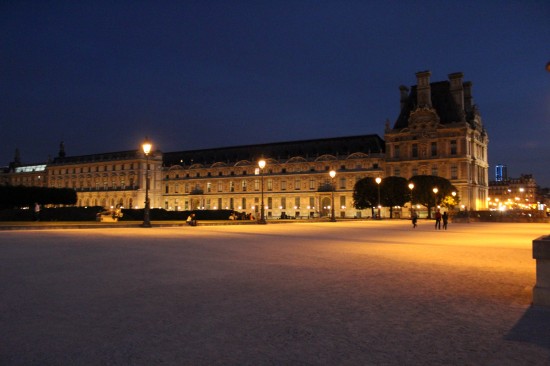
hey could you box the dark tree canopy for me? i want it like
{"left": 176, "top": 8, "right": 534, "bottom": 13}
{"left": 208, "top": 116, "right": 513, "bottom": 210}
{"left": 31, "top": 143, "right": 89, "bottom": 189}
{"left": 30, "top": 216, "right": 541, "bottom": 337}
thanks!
{"left": 409, "top": 175, "right": 458, "bottom": 218}
{"left": 354, "top": 176, "right": 410, "bottom": 218}
{"left": 380, "top": 176, "right": 410, "bottom": 218}
{"left": 0, "top": 185, "right": 77, "bottom": 209}
{"left": 353, "top": 177, "right": 378, "bottom": 212}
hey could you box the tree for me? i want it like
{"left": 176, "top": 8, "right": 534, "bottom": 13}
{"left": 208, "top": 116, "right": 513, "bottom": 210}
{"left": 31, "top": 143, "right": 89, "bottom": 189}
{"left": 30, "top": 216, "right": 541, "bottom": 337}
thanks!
{"left": 441, "top": 193, "right": 460, "bottom": 211}
{"left": 380, "top": 176, "right": 409, "bottom": 218}
{"left": 409, "top": 175, "right": 457, "bottom": 218}
{"left": 353, "top": 177, "right": 378, "bottom": 218}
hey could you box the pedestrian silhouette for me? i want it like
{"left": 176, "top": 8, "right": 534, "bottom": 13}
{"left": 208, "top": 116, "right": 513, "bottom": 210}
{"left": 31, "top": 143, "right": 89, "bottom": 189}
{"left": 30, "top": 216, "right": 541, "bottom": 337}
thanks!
{"left": 435, "top": 210, "right": 442, "bottom": 230}
{"left": 442, "top": 212, "right": 449, "bottom": 230}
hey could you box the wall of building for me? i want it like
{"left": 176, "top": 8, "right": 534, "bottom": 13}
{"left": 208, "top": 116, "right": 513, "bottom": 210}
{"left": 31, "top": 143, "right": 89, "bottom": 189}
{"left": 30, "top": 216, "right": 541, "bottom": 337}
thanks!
{"left": 162, "top": 153, "right": 386, "bottom": 219}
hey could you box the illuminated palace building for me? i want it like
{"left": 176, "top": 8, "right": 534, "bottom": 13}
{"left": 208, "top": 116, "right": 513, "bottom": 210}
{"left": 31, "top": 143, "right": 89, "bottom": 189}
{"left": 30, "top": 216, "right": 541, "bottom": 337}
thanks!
{"left": 1, "top": 71, "right": 489, "bottom": 217}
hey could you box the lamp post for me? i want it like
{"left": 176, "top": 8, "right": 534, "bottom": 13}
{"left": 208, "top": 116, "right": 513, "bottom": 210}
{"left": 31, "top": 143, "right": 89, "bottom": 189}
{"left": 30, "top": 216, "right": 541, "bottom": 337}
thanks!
{"left": 258, "top": 159, "right": 266, "bottom": 224}
{"left": 432, "top": 187, "right": 438, "bottom": 218}
{"left": 376, "top": 177, "right": 382, "bottom": 219}
{"left": 451, "top": 191, "right": 456, "bottom": 214}
{"left": 408, "top": 183, "right": 414, "bottom": 218}
{"left": 329, "top": 170, "right": 336, "bottom": 222}
{"left": 519, "top": 187, "right": 525, "bottom": 209}
{"left": 141, "top": 137, "right": 152, "bottom": 228}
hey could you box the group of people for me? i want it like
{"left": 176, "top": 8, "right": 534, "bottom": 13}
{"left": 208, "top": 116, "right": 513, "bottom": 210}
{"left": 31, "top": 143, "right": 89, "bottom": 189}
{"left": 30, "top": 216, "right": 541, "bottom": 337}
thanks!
{"left": 186, "top": 213, "right": 197, "bottom": 226}
{"left": 229, "top": 212, "right": 255, "bottom": 220}
{"left": 411, "top": 209, "right": 449, "bottom": 230}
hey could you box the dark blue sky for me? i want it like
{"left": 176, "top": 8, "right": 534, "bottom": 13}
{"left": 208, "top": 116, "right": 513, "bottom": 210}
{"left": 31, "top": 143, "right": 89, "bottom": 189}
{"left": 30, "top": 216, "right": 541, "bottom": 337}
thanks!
{"left": 2, "top": 1, "right": 549, "bottom": 185}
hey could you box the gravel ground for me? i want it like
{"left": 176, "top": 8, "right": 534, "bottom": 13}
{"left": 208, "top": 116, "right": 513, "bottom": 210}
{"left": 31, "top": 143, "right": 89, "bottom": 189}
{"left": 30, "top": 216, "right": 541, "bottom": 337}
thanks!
{"left": 1, "top": 221, "right": 549, "bottom": 365}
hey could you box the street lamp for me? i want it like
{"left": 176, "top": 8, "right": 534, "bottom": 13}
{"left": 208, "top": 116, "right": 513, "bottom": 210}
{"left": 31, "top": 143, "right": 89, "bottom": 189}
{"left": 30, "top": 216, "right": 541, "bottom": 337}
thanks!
{"left": 258, "top": 159, "right": 267, "bottom": 224}
{"left": 451, "top": 191, "right": 457, "bottom": 216}
{"left": 141, "top": 137, "right": 152, "bottom": 228}
{"left": 375, "top": 177, "right": 382, "bottom": 219}
{"left": 408, "top": 182, "right": 414, "bottom": 218}
{"left": 432, "top": 187, "right": 438, "bottom": 218}
{"left": 329, "top": 170, "right": 336, "bottom": 222}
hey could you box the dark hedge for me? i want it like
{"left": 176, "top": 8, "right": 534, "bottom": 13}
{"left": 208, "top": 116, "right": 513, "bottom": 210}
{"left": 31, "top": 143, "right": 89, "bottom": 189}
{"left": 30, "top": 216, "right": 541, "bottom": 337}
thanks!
{"left": 0, "top": 185, "right": 77, "bottom": 208}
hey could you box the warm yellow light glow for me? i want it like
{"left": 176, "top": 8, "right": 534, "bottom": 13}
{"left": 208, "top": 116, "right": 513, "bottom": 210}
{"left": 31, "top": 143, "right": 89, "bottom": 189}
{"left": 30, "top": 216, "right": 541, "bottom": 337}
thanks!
{"left": 329, "top": 170, "right": 336, "bottom": 179}
{"left": 142, "top": 138, "right": 152, "bottom": 155}
{"left": 408, "top": 183, "right": 414, "bottom": 190}
{"left": 258, "top": 159, "right": 266, "bottom": 169}
{"left": 375, "top": 177, "right": 381, "bottom": 184}
{"left": 433, "top": 187, "right": 438, "bottom": 194}
{"left": 452, "top": 191, "right": 456, "bottom": 197}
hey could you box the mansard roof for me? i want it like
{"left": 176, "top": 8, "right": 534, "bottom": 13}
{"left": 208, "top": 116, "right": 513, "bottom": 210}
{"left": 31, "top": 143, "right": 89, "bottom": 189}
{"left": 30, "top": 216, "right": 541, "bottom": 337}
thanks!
{"left": 163, "top": 134, "right": 385, "bottom": 167}
{"left": 50, "top": 150, "right": 142, "bottom": 165}
{"left": 394, "top": 81, "right": 468, "bottom": 130}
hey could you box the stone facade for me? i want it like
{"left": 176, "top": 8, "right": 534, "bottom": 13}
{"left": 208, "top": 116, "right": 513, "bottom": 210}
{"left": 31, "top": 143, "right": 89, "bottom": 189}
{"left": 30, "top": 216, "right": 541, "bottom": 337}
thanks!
{"left": 384, "top": 71, "right": 489, "bottom": 210}
{"left": 45, "top": 148, "right": 163, "bottom": 210}
{"left": 161, "top": 134, "right": 385, "bottom": 219}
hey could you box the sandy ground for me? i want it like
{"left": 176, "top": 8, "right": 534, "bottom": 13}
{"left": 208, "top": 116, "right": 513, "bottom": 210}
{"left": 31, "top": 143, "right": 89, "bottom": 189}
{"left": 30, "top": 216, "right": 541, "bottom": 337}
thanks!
{"left": 1, "top": 220, "right": 549, "bottom": 365}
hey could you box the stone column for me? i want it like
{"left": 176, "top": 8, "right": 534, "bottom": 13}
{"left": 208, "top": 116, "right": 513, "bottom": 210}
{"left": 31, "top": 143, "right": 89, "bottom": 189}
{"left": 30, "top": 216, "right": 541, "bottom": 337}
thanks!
{"left": 533, "top": 235, "right": 550, "bottom": 307}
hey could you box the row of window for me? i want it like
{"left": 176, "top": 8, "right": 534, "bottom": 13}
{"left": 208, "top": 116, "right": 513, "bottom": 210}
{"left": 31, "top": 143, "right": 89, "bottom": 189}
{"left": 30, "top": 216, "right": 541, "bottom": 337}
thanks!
{"left": 50, "top": 163, "right": 144, "bottom": 175}
{"left": 392, "top": 140, "right": 458, "bottom": 159}
{"left": 165, "top": 177, "right": 353, "bottom": 194}
{"left": 391, "top": 139, "right": 487, "bottom": 161}
{"left": 166, "top": 163, "right": 380, "bottom": 180}
{"left": 164, "top": 195, "right": 349, "bottom": 211}
{"left": 391, "top": 165, "right": 459, "bottom": 180}
{"left": 49, "top": 177, "right": 137, "bottom": 189}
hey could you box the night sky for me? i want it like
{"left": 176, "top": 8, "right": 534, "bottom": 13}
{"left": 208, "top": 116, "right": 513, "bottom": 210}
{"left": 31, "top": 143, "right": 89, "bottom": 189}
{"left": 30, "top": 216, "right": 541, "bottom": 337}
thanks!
{"left": 2, "top": 1, "right": 549, "bottom": 186}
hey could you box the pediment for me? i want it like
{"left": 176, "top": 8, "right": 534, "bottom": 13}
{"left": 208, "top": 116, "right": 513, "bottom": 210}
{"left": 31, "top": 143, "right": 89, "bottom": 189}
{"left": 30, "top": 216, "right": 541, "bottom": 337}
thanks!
{"left": 408, "top": 107, "right": 440, "bottom": 131}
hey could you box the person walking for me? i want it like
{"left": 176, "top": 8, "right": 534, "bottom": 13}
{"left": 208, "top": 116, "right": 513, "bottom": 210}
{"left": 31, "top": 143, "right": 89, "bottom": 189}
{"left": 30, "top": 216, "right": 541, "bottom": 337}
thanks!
{"left": 442, "top": 211, "right": 449, "bottom": 230}
{"left": 34, "top": 202, "right": 40, "bottom": 221}
{"left": 435, "top": 210, "right": 442, "bottom": 230}
{"left": 411, "top": 211, "right": 418, "bottom": 228}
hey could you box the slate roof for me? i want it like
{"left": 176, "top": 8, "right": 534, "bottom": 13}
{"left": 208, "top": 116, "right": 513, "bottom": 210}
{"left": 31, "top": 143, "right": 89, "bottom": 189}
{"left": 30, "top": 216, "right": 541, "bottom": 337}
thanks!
{"left": 163, "top": 134, "right": 385, "bottom": 167}
{"left": 50, "top": 150, "right": 142, "bottom": 165}
{"left": 393, "top": 81, "right": 470, "bottom": 130}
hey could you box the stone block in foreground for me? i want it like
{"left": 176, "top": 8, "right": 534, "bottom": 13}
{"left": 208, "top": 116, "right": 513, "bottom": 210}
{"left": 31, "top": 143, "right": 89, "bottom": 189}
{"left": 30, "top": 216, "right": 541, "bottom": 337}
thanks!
{"left": 533, "top": 235, "right": 550, "bottom": 307}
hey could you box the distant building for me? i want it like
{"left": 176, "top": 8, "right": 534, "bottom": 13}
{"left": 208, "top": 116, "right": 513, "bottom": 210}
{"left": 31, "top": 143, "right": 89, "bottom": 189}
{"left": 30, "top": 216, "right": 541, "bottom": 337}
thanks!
{"left": 0, "top": 148, "right": 47, "bottom": 188}
{"left": 488, "top": 174, "right": 538, "bottom": 210}
{"left": 495, "top": 164, "right": 507, "bottom": 182}
{"left": 1, "top": 70, "right": 490, "bottom": 215}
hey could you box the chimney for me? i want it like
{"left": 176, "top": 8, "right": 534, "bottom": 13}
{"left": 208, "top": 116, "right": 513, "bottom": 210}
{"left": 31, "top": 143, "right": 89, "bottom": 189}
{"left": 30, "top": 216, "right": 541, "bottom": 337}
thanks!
{"left": 415, "top": 70, "right": 432, "bottom": 107}
{"left": 399, "top": 85, "right": 409, "bottom": 110}
{"left": 448, "top": 72, "right": 464, "bottom": 111}
{"left": 59, "top": 141, "right": 66, "bottom": 158}
{"left": 463, "top": 81, "right": 473, "bottom": 111}
{"left": 14, "top": 148, "right": 21, "bottom": 166}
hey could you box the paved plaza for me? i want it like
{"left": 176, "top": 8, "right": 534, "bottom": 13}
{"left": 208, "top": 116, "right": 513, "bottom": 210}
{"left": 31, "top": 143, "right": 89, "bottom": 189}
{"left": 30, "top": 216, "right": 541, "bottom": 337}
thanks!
{"left": 1, "top": 220, "right": 550, "bottom": 365}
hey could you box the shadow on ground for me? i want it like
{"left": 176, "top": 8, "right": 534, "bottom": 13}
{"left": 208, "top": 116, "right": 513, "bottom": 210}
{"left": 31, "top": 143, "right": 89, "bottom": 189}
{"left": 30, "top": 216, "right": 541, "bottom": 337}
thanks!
{"left": 506, "top": 305, "right": 550, "bottom": 353}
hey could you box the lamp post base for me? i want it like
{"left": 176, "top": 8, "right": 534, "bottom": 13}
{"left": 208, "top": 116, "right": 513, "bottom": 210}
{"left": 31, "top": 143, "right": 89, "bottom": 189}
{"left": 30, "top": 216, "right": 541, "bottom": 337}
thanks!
{"left": 142, "top": 206, "right": 151, "bottom": 227}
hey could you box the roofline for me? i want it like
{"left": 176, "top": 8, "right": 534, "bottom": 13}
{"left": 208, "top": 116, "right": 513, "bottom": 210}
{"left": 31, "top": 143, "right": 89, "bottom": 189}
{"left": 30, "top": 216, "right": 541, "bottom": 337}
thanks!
{"left": 166, "top": 133, "right": 384, "bottom": 155}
